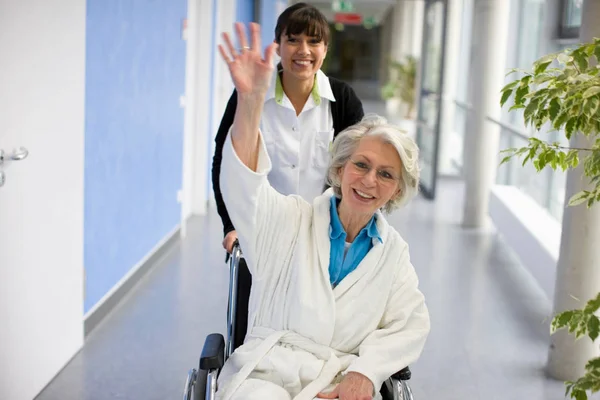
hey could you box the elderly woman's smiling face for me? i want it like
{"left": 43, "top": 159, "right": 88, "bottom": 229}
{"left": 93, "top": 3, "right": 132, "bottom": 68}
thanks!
{"left": 338, "top": 136, "right": 402, "bottom": 216}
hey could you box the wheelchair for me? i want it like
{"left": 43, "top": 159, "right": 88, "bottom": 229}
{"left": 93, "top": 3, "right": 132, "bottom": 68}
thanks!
{"left": 183, "top": 241, "right": 415, "bottom": 400}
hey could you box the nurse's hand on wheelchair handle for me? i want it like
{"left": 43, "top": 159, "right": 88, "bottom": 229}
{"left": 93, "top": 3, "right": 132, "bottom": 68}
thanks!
{"left": 223, "top": 230, "right": 238, "bottom": 253}
{"left": 225, "top": 237, "right": 240, "bottom": 263}
{"left": 316, "top": 371, "right": 374, "bottom": 400}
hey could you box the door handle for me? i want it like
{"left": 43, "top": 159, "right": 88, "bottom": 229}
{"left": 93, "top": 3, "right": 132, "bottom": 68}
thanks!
{"left": 0, "top": 147, "right": 29, "bottom": 165}
{"left": 0, "top": 147, "right": 29, "bottom": 187}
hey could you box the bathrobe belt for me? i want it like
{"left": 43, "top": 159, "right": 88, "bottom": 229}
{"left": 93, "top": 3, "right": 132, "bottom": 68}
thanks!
{"left": 219, "top": 326, "right": 356, "bottom": 400}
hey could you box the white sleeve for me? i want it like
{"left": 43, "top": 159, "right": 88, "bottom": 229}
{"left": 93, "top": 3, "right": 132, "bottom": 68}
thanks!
{"left": 220, "top": 129, "right": 303, "bottom": 279}
{"left": 345, "top": 245, "right": 431, "bottom": 392}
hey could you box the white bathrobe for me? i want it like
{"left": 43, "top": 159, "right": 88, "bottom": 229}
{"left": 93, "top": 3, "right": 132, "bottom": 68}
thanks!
{"left": 218, "top": 132, "right": 430, "bottom": 400}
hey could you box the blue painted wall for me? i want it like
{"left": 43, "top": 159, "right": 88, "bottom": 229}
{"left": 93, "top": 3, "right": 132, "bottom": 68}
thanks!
{"left": 236, "top": 0, "right": 255, "bottom": 24}
{"left": 260, "top": 0, "right": 285, "bottom": 49}
{"left": 84, "top": 0, "right": 187, "bottom": 312}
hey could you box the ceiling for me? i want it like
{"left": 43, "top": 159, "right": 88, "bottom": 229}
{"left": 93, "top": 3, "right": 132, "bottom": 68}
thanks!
{"left": 289, "top": 0, "right": 397, "bottom": 26}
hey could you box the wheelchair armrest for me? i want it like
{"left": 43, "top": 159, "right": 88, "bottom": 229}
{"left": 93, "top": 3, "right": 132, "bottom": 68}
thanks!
{"left": 391, "top": 366, "right": 411, "bottom": 381}
{"left": 199, "top": 333, "right": 225, "bottom": 370}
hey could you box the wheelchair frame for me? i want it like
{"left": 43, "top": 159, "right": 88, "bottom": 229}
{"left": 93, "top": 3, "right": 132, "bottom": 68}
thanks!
{"left": 183, "top": 242, "right": 415, "bottom": 400}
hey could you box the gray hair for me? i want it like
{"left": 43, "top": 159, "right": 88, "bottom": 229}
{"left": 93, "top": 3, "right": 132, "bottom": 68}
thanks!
{"left": 326, "top": 114, "right": 420, "bottom": 213}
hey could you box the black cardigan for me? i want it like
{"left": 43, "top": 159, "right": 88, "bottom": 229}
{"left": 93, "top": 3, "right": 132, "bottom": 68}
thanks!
{"left": 211, "top": 77, "right": 364, "bottom": 236}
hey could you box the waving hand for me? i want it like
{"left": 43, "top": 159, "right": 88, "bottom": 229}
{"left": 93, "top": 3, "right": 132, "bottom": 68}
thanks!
{"left": 218, "top": 22, "right": 277, "bottom": 96}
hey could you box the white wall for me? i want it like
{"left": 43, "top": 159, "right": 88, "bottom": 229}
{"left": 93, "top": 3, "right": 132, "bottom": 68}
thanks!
{"left": 210, "top": 0, "right": 237, "bottom": 183}
{"left": 182, "top": 0, "right": 216, "bottom": 232}
{"left": 489, "top": 185, "right": 560, "bottom": 301}
{"left": 183, "top": 0, "right": 236, "bottom": 218}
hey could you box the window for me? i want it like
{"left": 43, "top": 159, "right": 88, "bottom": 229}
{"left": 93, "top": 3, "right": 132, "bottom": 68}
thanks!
{"left": 559, "top": 0, "right": 583, "bottom": 39}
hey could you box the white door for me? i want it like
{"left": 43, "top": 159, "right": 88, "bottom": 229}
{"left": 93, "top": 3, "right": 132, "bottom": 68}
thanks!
{"left": 0, "top": 1, "right": 86, "bottom": 399}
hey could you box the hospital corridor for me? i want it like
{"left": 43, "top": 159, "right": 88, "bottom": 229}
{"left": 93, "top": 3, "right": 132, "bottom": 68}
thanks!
{"left": 2, "top": 0, "right": 600, "bottom": 399}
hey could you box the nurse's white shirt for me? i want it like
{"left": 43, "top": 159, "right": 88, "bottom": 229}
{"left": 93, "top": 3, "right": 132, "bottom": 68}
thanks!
{"left": 260, "top": 69, "right": 335, "bottom": 202}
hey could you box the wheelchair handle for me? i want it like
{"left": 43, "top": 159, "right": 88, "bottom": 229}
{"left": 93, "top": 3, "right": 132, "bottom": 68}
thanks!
{"left": 225, "top": 239, "right": 242, "bottom": 358}
{"left": 225, "top": 239, "right": 241, "bottom": 263}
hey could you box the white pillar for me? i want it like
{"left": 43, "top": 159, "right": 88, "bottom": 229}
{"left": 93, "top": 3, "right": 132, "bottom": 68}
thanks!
{"left": 181, "top": 0, "right": 215, "bottom": 237}
{"left": 438, "top": 0, "right": 465, "bottom": 176}
{"left": 547, "top": 0, "right": 600, "bottom": 381}
{"left": 462, "top": 0, "right": 510, "bottom": 228}
{"left": 385, "top": 0, "right": 424, "bottom": 119}
{"left": 379, "top": 11, "right": 393, "bottom": 85}
{"left": 401, "top": 1, "right": 424, "bottom": 60}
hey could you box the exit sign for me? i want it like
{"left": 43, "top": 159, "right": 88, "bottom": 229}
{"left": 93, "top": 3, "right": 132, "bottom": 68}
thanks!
{"left": 332, "top": 0, "right": 354, "bottom": 12}
{"left": 334, "top": 12, "right": 362, "bottom": 25}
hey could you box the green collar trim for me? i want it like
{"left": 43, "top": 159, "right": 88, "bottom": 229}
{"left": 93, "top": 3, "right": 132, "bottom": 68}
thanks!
{"left": 275, "top": 72, "right": 321, "bottom": 106}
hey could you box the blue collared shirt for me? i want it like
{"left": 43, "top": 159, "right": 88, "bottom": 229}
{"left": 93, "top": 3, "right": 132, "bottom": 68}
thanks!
{"left": 328, "top": 196, "right": 382, "bottom": 287}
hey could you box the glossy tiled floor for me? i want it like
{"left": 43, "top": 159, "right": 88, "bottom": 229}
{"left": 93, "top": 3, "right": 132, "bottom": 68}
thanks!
{"left": 35, "top": 178, "right": 592, "bottom": 400}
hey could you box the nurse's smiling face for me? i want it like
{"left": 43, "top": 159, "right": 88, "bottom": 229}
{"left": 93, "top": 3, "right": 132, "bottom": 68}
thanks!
{"left": 273, "top": 2, "right": 330, "bottom": 83}
{"left": 276, "top": 33, "right": 327, "bottom": 82}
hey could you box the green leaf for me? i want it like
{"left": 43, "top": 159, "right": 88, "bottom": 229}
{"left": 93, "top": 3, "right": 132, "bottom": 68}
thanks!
{"left": 535, "top": 61, "right": 553, "bottom": 75}
{"left": 536, "top": 52, "right": 559, "bottom": 66}
{"left": 576, "top": 316, "right": 589, "bottom": 338}
{"left": 554, "top": 111, "right": 570, "bottom": 130}
{"left": 553, "top": 310, "right": 575, "bottom": 331}
{"left": 577, "top": 115, "right": 587, "bottom": 132}
{"left": 515, "top": 85, "right": 529, "bottom": 104}
{"left": 558, "top": 53, "right": 574, "bottom": 64}
{"left": 500, "top": 155, "right": 513, "bottom": 166}
{"left": 583, "top": 44, "right": 596, "bottom": 57}
{"left": 501, "top": 81, "right": 519, "bottom": 92}
{"left": 583, "top": 87, "right": 600, "bottom": 99}
{"left": 585, "top": 357, "right": 600, "bottom": 371}
{"left": 509, "top": 104, "right": 526, "bottom": 112}
{"left": 584, "top": 97, "right": 600, "bottom": 118}
{"left": 569, "top": 191, "right": 591, "bottom": 206}
{"left": 573, "top": 52, "right": 589, "bottom": 71}
{"left": 516, "top": 147, "right": 529, "bottom": 156}
{"left": 566, "top": 117, "right": 578, "bottom": 139}
{"left": 577, "top": 378, "right": 595, "bottom": 391}
{"left": 558, "top": 151, "right": 568, "bottom": 170}
{"left": 524, "top": 99, "right": 540, "bottom": 126}
{"left": 594, "top": 45, "right": 600, "bottom": 64}
{"left": 572, "top": 154, "right": 580, "bottom": 168}
{"left": 534, "top": 73, "right": 556, "bottom": 85}
{"left": 587, "top": 316, "right": 600, "bottom": 341}
{"left": 505, "top": 67, "right": 521, "bottom": 76}
{"left": 537, "top": 110, "right": 550, "bottom": 130}
{"left": 549, "top": 98, "right": 561, "bottom": 121}
{"left": 585, "top": 293, "right": 600, "bottom": 313}
{"left": 575, "top": 73, "right": 594, "bottom": 82}
{"left": 500, "top": 89, "right": 513, "bottom": 107}
{"left": 550, "top": 152, "right": 558, "bottom": 169}
{"left": 571, "top": 388, "right": 588, "bottom": 400}
{"left": 521, "top": 75, "right": 533, "bottom": 86}
{"left": 589, "top": 97, "right": 600, "bottom": 117}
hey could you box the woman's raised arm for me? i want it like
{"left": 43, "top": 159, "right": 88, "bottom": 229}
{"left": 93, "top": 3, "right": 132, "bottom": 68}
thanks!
{"left": 218, "top": 22, "right": 277, "bottom": 171}
{"left": 218, "top": 23, "right": 304, "bottom": 279}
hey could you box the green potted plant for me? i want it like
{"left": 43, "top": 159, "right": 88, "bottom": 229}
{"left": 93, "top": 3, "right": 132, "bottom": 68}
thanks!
{"left": 500, "top": 37, "right": 600, "bottom": 400}
{"left": 381, "top": 55, "right": 418, "bottom": 120}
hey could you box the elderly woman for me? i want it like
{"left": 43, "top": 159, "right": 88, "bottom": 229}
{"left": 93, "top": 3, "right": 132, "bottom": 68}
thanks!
{"left": 216, "top": 23, "right": 430, "bottom": 400}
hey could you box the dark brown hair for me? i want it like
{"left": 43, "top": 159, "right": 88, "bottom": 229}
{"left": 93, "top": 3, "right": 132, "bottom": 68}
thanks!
{"left": 274, "top": 3, "right": 330, "bottom": 45}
